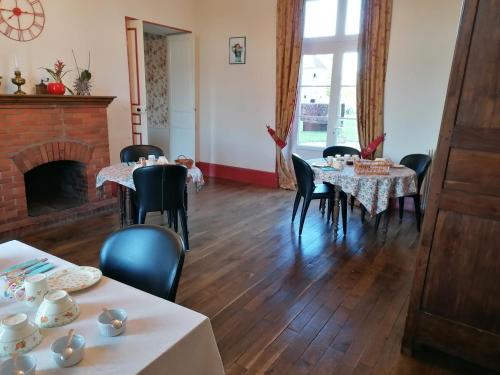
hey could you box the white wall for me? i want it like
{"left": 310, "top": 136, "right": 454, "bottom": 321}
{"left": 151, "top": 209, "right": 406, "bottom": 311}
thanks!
{"left": 384, "top": 0, "right": 462, "bottom": 162}
{"left": 0, "top": 0, "right": 195, "bottom": 163}
{"left": 195, "top": 0, "right": 277, "bottom": 172}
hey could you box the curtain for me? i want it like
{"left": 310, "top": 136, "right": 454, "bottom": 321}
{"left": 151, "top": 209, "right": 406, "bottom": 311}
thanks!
{"left": 357, "top": 0, "right": 393, "bottom": 158}
{"left": 271, "top": 0, "right": 305, "bottom": 189}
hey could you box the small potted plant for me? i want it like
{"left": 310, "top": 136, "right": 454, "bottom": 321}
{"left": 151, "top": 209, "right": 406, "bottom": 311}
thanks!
{"left": 42, "top": 60, "right": 71, "bottom": 95}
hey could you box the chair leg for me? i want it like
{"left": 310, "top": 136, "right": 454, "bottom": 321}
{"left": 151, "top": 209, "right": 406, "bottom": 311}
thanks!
{"left": 350, "top": 195, "right": 355, "bottom": 212}
{"left": 342, "top": 196, "right": 347, "bottom": 235}
{"left": 361, "top": 206, "right": 366, "bottom": 222}
{"left": 173, "top": 209, "right": 179, "bottom": 233}
{"left": 399, "top": 197, "right": 405, "bottom": 221}
{"left": 135, "top": 209, "right": 147, "bottom": 225}
{"left": 299, "top": 197, "right": 312, "bottom": 236}
{"left": 375, "top": 212, "right": 382, "bottom": 231}
{"left": 179, "top": 208, "right": 189, "bottom": 250}
{"left": 413, "top": 195, "right": 422, "bottom": 232}
{"left": 292, "top": 193, "right": 301, "bottom": 222}
{"left": 319, "top": 198, "right": 326, "bottom": 215}
{"left": 167, "top": 210, "right": 172, "bottom": 228}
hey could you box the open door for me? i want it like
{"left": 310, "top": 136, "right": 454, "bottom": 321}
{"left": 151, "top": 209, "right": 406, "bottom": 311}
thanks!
{"left": 168, "top": 33, "right": 196, "bottom": 161}
{"left": 126, "top": 19, "right": 148, "bottom": 145}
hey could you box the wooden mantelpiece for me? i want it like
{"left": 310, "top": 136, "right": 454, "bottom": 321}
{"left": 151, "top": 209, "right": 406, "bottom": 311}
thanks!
{"left": 0, "top": 94, "right": 116, "bottom": 108}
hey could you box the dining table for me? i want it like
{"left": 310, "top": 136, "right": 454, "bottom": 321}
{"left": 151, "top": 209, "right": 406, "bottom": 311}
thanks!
{"left": 0, "top": 240, "right": 225, "bottom": 375}
{"left": 96, "top": 163, "right": 205, "bottom": 227}
{"left": 308, "top": 158, "right": 418, "bottom": 238}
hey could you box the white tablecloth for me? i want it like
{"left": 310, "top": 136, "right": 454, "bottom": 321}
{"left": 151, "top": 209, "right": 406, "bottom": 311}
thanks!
{"left": 0, "top": 241, "right": 225, "bottom": 375}
{"left": 96, "top": 163, "right": 205, "bottom": 191}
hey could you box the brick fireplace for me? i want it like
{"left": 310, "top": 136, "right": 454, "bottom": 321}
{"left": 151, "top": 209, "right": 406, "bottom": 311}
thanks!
{"left": 0, "top": 95, "right": 116, "bottom": 238}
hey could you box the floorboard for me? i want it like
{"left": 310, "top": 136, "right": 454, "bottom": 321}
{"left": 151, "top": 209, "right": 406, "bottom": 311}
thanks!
{"left": 16, "top": 178, "right": 494, "bottom": 375}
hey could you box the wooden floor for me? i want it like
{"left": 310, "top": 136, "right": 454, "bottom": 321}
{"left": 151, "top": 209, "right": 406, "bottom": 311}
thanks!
{"left": 18, "top": 179, "right": 493, "bottom": 375}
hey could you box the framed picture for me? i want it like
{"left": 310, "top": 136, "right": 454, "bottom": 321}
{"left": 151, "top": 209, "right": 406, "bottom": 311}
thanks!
{"left": 229, "top": 37, "right": 246, "bottom": 64}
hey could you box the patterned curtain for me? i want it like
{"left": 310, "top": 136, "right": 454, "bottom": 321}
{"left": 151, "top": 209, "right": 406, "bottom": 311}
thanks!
{"left": 357, "top": 0, "right": 393, "bottom": 158}
{"left": 272, "top": 0, "right": 305, "bottom": 189}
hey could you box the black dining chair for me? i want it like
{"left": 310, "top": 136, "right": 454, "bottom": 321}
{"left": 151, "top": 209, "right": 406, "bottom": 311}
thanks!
{"left": 120, "top": 145, "right": 164, "bottom": 163}
{"left": 133, "top": 164, "right": 190, "bottom": 249}
{"left": 292, "top": 153, "right": 347, "bottom": 236}
{"left": 322, "top": 146, "right": 361, "bottom": 159}
{"left": 375, "top": 153, "right": 432, "bottom": 232}
{"left": 99, "top": 225, "right": 185, "bottom": 302}
{"left": 323, "top": 146, "right": 361, "bottom": 212}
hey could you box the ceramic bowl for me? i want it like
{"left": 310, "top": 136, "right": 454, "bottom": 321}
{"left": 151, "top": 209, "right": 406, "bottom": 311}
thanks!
{"left": 0, "top": 313, "right": 42, "bottom": 357}
{"left": 50, "top": 334, "right": 85, "bottom": 367}
{"left": 0, "top": 354, "right": 37, "bottom": 374}
{"left": 35, "top": 290, "right": 79, "bottom": 328}
{"left": 97, "top": 308, "right": 127, "bottom": 337}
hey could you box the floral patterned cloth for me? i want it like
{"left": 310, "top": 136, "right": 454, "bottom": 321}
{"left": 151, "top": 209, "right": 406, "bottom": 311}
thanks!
{"left": 309, "top": 159, "right": 417, "bottom": 215}
{"left": 96, "top": 163, "right": 205, "bottom": 191}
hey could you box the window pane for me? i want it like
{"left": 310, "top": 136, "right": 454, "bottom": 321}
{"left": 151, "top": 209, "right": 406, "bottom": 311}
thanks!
{"left": 301, "top": 54, "right": 333, "bottom": 86}
{"left": 335, "top": 118, "right": 359, "bottom": 145}
{"left": 339, "top": 86, "right": 357, "bottom": 119}
{"left": 304, "top": 0, "right": 338, "bottom": 38}
{"left": 345, "top": 0, "right": 361, "bottom": 35}
{"left": 341, "top": 52, "right": 358, "bottom": 86}
{"left": 298, "top": 87, "right": 330, "bottom": 147}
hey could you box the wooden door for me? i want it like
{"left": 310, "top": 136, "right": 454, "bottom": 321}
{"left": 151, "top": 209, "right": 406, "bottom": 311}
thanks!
{"left": 126, "top": 18, "right": 148, "bottom": 145}
{"left": 168, "top": 33, "right": 196, "bottom": 162}
{"left": 402, "top": 0, "right": 500, "bottom": 370}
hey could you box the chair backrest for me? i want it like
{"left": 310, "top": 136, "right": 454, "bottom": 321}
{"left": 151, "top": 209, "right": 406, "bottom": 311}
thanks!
{"left": 400, "top": 154, "right": 432, "bottom": 191}
{"left": 163, "top": 165, "right": 188, "bottom": 210}
{"left": 292, "top": 153, "right": 315, "bottom": 197}
{"left": 133, "top": 165, "right": 164, "bottom": 212}
{"left": 120, "top": 145, "right": 164, "bottom": 163}
{"left": 132, "top": 164, "right": 188, "bottom": 212}
{"left": 99, "top": 225, "right": 185, "bottom": 302}
{"left": 323, "top": 146, "right": 361, "bottom": 158}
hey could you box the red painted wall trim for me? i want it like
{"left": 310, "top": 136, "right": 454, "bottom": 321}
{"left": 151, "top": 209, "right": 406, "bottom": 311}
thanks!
{"left": 197, "top": 162, "right": 278, "bottom": 189}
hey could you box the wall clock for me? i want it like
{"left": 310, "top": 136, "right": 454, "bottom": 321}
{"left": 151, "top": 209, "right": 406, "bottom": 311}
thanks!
{"left": 0, "top": 0, "right": 45, "bottom": 42}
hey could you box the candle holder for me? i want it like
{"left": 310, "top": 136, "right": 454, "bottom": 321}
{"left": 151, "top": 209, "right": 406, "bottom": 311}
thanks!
{"left": 12, "top": 70, "right": 26, "bottom": 95}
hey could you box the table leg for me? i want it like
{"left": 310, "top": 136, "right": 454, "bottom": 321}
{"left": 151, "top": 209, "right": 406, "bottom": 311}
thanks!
{"left": 125, "top": 188, "right": 133, "bottom": 226}
{"left": 332, "top": 186, "right": 341, "bottom": 239}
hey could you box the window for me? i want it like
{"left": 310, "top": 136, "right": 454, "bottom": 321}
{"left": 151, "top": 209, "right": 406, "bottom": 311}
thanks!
{"left": 296, "top": 0, "right": 361, "bottom": 149}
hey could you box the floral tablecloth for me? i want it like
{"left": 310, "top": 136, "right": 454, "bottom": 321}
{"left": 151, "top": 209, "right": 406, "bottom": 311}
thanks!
{"left": 309, "top": 159, "right": 417, "bottom": 215}
{"left": 96, "top": 163, "right": 205, "bottom": 191}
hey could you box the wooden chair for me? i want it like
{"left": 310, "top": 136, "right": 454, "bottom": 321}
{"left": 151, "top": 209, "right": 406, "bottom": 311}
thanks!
{"left": 99, "top": 225, "right": 185, "bottom": 302}
{"left": 292, "top": 153, "right": 347, "bottom": 236}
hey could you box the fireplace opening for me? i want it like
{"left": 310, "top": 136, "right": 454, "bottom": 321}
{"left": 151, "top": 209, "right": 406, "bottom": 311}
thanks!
{"left": 24, "top": 161, "right": 88, "bottom": 217}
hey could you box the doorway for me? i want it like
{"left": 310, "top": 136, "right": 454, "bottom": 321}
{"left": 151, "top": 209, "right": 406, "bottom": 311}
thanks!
{"left": 125, "top": 19, "right": 196, "bottom": 162}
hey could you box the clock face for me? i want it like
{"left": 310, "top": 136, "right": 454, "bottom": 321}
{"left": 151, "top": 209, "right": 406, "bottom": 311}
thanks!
{"left": 0, "top": 0, "right": 45, "bottom": 42}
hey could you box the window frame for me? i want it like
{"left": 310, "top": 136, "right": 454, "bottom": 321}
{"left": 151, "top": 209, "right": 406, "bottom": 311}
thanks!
{"left": 292, "top": 0, "right": 360, "bottom": 156}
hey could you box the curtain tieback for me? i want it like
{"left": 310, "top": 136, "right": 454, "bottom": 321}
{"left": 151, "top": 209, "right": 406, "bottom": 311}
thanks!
{"left": 361, "top": 133, "right": 386, "bottom": 159}
{"left": 266, "top": 125, "right": 287, "bottom": 149}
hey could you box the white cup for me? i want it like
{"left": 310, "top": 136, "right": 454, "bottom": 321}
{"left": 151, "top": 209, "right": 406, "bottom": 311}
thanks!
{"left": 15, "top": 274, "right": 49, "bottom": 308}
{"left": 335, "top": 154, "right": 341, "bottom": 159}
{"left": 148, "top": 155, "right": 156, "bottom": 161}
{"left": 158, "top": 156, "right": 168, "bottom": 165}
{"left": 344, "top": 154, "right": 351, "bottom": 160}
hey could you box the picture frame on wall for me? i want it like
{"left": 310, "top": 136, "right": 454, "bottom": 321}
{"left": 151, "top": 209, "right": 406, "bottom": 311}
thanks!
{"left": 229, "top": 37, "right": 246, "bottom": 64}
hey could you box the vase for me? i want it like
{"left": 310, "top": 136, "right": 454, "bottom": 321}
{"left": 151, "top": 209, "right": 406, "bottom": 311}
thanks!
{"left": 47, "top": 82, "right": 65, "bottom": 95}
